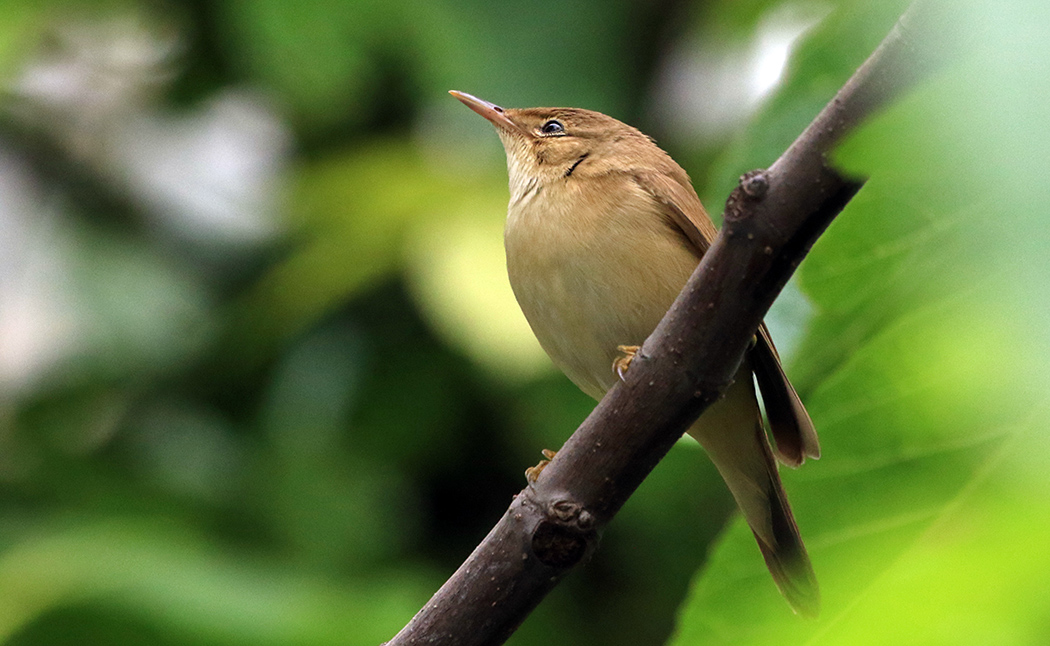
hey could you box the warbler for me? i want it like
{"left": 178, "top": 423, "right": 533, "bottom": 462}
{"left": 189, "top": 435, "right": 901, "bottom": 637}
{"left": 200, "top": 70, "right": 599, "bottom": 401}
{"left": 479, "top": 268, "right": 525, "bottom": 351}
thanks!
{"left": 451, "top": 90, "right": 820, "bottom": 615}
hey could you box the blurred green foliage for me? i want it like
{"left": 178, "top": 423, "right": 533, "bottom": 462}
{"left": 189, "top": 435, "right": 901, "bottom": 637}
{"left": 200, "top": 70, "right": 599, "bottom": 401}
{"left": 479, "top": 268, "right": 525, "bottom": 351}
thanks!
{"left": 0, "top": 0, "right": 1048, "bottom": 645}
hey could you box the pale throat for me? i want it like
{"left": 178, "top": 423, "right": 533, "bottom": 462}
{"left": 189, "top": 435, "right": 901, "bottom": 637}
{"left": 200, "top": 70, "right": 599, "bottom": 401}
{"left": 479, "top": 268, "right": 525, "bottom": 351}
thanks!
{"left": 497, "top": 133, "right": 550, "bottom": 208}
{"left": 503, "top": 157, "right": 534, "bottom": 205}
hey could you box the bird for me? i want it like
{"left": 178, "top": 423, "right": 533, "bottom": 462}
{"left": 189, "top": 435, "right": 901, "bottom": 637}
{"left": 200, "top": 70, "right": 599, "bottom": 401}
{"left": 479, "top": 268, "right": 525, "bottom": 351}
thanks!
{"left": 450, "top": 90, "right": 821, "bottom": 616}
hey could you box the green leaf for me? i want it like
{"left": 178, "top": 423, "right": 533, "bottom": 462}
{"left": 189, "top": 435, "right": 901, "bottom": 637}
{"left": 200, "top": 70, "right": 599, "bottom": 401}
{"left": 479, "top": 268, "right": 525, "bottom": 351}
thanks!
{"left": 672, "top": 0, "right": 1050, "bottom": 643}
{"left": 700, "top": 0, "right": 910, "bottom": 213}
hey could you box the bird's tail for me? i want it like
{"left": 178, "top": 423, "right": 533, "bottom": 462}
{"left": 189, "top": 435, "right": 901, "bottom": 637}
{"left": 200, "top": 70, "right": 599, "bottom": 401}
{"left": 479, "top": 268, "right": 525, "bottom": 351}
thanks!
{"left": 687, "top": 363, "right": 819, "bottom": 616}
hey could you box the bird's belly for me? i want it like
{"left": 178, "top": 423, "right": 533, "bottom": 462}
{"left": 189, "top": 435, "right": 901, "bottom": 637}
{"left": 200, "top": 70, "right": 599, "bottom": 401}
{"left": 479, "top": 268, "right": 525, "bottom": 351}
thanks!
{"left": 505, "top": 191, "right": 698, "bottom": 400}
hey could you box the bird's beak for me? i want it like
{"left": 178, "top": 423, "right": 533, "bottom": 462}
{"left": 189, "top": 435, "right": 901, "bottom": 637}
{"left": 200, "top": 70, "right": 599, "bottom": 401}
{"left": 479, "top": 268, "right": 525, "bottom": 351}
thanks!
{"left": 449, "top": 91, "right": 524, "bottom": 135}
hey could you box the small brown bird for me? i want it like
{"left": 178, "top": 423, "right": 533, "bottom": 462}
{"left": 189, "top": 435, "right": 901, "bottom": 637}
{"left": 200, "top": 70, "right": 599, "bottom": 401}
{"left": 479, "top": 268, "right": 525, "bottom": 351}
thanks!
{"left": 450, "top": 91, "right": 821, "bottom": 615}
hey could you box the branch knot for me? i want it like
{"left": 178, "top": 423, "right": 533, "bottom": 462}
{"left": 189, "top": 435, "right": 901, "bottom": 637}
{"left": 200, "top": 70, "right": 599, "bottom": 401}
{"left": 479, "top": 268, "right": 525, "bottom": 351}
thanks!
{"left": 532, "top": 520, "right": 592, "bottom": 568}
{"left": 741, "top": 170, "right": 770, "bottom": 199}
{"left": 724, "top": 169, "right": 769, "bottom": 223}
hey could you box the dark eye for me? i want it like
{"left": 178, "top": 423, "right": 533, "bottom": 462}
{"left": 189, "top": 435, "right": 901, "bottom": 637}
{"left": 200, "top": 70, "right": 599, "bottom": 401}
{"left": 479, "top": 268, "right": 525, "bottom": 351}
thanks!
{"left": 540, "top": 120, "right": 565, "bottom": 135}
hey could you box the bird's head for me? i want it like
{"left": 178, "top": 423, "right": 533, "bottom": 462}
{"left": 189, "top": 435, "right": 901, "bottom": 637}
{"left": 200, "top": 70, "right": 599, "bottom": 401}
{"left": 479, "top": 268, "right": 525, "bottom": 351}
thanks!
{"left": 450, "top": 91, "right": 656, "bottom": 200}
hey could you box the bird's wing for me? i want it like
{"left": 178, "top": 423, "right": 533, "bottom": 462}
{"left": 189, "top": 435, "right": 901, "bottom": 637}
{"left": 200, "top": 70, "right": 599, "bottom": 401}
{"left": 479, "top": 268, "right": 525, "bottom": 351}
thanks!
{"left": 751, "top": 324, "right": 821, "bottom": 466}
{"left": 636, "top": 164, "right": 821, "bottom": 613}
{"left": 631, "top": 170, "right": 717, "bottom": 256}
{"left": 633, "top": 169, "right": 820, "bottom": 467}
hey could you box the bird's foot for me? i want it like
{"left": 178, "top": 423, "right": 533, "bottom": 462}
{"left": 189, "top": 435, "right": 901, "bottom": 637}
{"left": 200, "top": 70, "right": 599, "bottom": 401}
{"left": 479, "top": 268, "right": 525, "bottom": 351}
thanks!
{"left": 525, "top": 449, "right": 557, "bottom": 483}
{"left": 613, "top": 345, "right": 641, "bottom": 381}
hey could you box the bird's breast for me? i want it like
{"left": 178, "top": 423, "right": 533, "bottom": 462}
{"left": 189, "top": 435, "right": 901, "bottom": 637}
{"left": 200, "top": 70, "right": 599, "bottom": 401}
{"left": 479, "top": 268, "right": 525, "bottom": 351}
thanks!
{"left": 504, "top": 175, "right": 699, "bottom": 399}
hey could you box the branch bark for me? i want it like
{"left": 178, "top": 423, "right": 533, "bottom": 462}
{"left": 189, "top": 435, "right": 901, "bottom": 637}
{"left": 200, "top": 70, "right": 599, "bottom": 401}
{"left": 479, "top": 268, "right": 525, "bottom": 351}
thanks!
{"left": 389, "top": 4, "right": 940, "bottom": 645}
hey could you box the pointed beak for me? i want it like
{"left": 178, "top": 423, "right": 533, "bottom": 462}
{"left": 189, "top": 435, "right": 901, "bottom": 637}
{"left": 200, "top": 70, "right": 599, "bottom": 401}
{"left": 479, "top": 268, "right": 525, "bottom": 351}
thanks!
{"left": 449, "top": 90, "right": 524, "bottom": 135}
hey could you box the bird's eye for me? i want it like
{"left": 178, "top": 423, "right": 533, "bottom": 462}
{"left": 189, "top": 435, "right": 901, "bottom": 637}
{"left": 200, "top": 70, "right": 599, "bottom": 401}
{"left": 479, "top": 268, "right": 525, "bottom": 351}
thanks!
{"left": 540, "top": 120, "right": 565, "bottom": 135}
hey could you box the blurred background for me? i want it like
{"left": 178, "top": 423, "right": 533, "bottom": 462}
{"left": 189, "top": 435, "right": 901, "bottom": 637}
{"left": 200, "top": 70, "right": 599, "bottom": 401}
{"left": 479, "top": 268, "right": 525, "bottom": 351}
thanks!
{"left": 2, "top": 0, "right": 1049, "bottom": 644}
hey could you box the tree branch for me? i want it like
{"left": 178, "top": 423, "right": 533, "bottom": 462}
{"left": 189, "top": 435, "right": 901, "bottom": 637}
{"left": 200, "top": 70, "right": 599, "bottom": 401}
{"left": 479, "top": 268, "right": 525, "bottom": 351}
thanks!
{"left": 388, "top": 4, "right": 940, "bottom": 645}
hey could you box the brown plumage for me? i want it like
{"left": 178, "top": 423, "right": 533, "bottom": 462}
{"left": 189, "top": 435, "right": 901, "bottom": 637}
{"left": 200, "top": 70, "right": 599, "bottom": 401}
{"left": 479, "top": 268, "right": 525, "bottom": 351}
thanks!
{"left": 451, "top": 91, "right": 821, "bottom": 616}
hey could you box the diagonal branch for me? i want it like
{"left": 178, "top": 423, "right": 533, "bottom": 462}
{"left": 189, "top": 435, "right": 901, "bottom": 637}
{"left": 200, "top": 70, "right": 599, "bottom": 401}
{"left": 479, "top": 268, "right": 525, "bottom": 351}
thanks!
{"left": 388, "top": 4, "right": 942, "bottom": 645}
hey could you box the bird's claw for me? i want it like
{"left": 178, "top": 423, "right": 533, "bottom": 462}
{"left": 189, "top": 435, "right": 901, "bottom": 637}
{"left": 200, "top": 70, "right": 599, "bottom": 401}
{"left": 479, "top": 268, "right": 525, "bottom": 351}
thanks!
{"left": 613, "top": 345, "right": 641, "bottom": 381}
{"left": 525, "top": 449, "right": 557, "bottom": 483}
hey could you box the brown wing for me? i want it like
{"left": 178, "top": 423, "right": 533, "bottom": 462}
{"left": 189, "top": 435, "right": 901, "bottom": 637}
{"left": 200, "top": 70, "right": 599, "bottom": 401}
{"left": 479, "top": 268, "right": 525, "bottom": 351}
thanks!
{"left": 750, "top": 324, "right": 821, "bottom": 466}
{"left": 631, "top": 170, "right": 717, "bottom": 255}
{"left": 633, "top": 168, "right": 820, "bottom": 467}
{"left": 640, "top": 163, "right": 820, "bottom": 611}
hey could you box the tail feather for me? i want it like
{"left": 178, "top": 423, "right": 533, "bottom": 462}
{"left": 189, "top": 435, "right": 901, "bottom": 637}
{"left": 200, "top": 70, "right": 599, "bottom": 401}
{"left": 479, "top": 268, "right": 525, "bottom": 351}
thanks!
{"left": 753, "top": 454, "right": 820, "bottom": 616}
{"left": 688, "top": 361, "right": 819, "bottom": 616}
